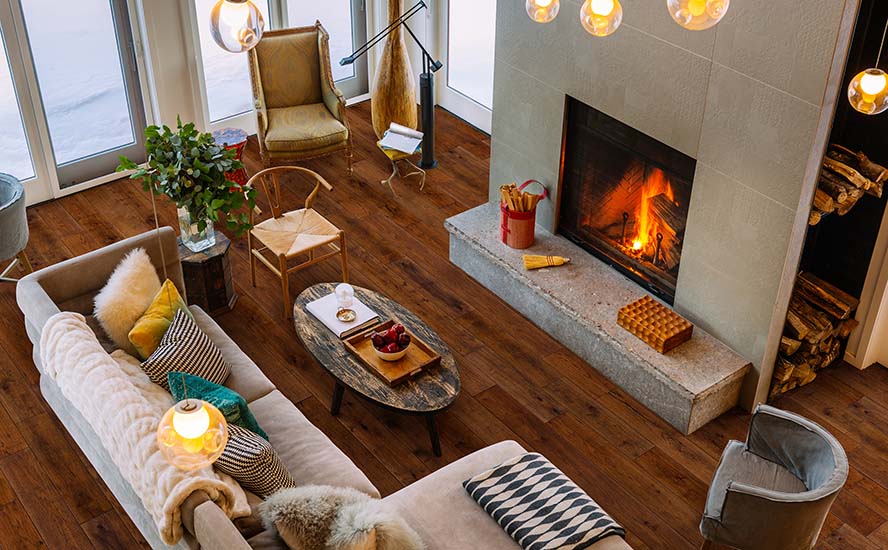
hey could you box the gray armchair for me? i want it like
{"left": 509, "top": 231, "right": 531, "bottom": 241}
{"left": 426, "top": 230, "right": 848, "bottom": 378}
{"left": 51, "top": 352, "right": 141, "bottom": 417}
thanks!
{"left": 0, "top": 173, "right": 32, "bottom": 282}
{"left": 700, "top": 404, "right": 848, "bottom": 550}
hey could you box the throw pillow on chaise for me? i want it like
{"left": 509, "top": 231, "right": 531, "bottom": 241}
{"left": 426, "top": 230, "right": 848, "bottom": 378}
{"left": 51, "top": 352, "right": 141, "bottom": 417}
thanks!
{"left": 129, "top": 279, "right": 191, "bottom": 359}
{"left": 168, "top": 372, "right": 268, "bottom": 440}
{"left": 93, "top": 248, "right": 161, "bottom": 356}
{"left": 215, "top": 424, "right": 297, "bottom": 498}
{"left": 259, "top": 485, "right": 424, "bottom": 550}
{"left": 141, "top": 309, "right": 230, "bottom": 390}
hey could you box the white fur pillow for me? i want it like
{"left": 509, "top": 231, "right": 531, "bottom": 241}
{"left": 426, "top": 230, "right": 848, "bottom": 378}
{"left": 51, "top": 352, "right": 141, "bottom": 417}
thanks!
{"left": 93, "top": 248, "right": 161, "bottom": 356}
{"left": 260, "top": 486, "right": 424, "bottom": 550}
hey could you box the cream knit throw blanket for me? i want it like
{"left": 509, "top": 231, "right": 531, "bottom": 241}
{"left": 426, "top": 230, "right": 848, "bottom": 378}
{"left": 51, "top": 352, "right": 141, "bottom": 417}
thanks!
{"left": 40, "top": 312, "right": 250, "bottom": 545}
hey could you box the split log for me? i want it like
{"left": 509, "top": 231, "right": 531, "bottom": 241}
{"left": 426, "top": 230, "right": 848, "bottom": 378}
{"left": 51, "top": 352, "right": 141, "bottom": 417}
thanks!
{"left": 822, "top": 169, "right": 864, "bottom": 201}
{"left": 813, "top": 189, "right": 834, "bottom": 213}
{"left": 773, "top": 357, "right": 795, "bottom": 384}
{"left": 780, "top": 336, "right": 802, "bottom": 356}
{"left": 831, "top": 144, "right": 888, "bottom": 187}
{"left": 808, "top": 210, "right": 822, "bottom": 226}
{"left": 823, "top": 158, "right": 873, "bottom": 192}
{"left": 649, "top": 193, "right": 686, "bottom": 236}
{"left": 796, "top": 272, "right": 859, "bottom": 320}
{"left": 838, "top": 318, "right": 860, "bottom": 339}
{"left": 819, "top": 173, "right": 849, "bottom": 204}
{"left": 787, "top": 295, "right": 833, "bottom": 342}
{"left": 836, "top": 195, "right": 861, "bottom": 216}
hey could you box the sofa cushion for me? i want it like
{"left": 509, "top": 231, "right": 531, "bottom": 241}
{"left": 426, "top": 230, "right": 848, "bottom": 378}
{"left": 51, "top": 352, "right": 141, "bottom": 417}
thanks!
{"left": 463, "top": 452, "right": 626, "bottom": 550}
{"left": 129, "top": 279, "right": 190, "bottom": 359}
{"left": 215, "top": 425, "right": 298, "bottom": 498}
{"left": 169, "top": 372, "right": 267, "bottom": 440}
{"left": 190, "top": 306, "right": 276, "bottom": 403}
{"left": 247, "top": 390, "right": 379, "bottom": 498}
{"left": 264, "top": 104, "right": 348, "bottom": 152}
{"left": 141, "top": 310, "right": 231, "bottom": 390}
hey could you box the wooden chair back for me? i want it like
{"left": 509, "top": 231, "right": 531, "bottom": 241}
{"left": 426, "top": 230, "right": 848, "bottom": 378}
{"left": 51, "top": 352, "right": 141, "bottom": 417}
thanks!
{"left": 247, "top": 166, "right": 333, "bottom": 222}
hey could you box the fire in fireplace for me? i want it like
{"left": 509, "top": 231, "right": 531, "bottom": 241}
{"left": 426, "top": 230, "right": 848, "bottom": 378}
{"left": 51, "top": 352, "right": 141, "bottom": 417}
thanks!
{"left": 558, "top": 97, "right": 696, "bottom": 303}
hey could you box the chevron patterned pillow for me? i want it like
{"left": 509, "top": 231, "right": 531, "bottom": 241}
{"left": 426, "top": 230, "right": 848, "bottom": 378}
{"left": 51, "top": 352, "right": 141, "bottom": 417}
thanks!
{"left": 463, "top": 453, "right": 625, "bottom": 550}
{"left": 215, "top": 424, "right": 297, "bottom": 497}
{"left": 140, "top": 309, "right": 230, "bottom": 390}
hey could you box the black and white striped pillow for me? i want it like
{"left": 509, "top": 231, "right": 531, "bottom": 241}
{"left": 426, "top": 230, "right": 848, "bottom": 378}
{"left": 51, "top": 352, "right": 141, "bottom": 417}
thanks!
{"left": 215, "top": 424, "right": 297, "bottom": 497}
{"left": 463, "top": 453, "right": 625, "bottom": 550}
{"left": 140, "top": 309, "right": 230, "bottom": 390}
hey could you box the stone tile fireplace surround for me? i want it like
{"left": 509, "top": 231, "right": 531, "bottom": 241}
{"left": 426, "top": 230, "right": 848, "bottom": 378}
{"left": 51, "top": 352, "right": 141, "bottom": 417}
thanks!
{"left": 448, "top": 0, "right": 862, "bottom": 420}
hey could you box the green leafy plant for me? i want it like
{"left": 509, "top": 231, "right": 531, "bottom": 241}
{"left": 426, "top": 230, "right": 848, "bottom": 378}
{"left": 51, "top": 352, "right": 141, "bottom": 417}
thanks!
{"left": 117, "top": 118, "right": 257, "bottom": 235}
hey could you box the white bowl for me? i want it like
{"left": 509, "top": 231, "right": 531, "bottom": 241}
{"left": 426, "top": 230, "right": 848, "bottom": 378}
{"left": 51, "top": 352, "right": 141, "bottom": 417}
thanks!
{"left": 374, "top": 345, "right": 409, "bottom": 362}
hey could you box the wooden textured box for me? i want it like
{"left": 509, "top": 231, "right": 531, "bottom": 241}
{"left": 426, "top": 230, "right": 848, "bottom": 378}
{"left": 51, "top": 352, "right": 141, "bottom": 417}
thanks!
{"left": 617, "top": 296, "right": 693, "bottom": 353}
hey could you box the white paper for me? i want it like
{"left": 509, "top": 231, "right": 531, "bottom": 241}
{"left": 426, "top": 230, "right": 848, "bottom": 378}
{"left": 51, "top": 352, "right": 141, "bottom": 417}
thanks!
{"left": 305, "top": 293, "right": 379, "bottom": 338}
{"left": 380, "top": 122, "right": 423, "bottom": 154}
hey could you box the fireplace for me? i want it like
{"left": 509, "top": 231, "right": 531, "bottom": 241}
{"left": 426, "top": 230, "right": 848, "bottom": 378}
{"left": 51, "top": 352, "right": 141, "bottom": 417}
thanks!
{"left": 558, "top": 97, "right": 696, "bottom": 303}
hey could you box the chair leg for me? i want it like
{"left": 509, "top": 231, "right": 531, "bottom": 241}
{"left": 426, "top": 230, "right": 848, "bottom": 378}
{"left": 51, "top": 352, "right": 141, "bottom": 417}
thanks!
{"left": 17, "top": 251, "right": 33, "bottom": 274}
{"left": 279, "top": 255, "right": 291, "bottom": 320}
{"left": 339, "top": 233, "right": 349, "bottom": 283}
{"left": 247, "top": 234, "right": 257, "bottom": 287}
{"left": 346, "top": 145, "right": 354, "bottom": 178}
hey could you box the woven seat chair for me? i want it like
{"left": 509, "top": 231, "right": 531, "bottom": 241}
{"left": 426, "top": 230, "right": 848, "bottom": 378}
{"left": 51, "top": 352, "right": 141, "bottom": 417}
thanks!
{"left": 699, "top": 404, "right": 848, "bottom": 550}
{"left": 247, "top": 166, "right": 348, "bottom": 319}
{"left": 248, "top": 22, "right": 353, "bottom": 175}
{"left": 0, "top": 173, "right": 33, "bottom": 283}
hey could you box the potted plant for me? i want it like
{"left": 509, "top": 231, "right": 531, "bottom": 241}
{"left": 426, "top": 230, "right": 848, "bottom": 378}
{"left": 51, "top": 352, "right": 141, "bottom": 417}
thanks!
{"left": 117, "top": 118, "right": 257, "bottom": 252}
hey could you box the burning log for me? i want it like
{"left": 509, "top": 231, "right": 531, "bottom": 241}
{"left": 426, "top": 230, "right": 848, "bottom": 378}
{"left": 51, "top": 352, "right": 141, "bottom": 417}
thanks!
{"left": 649, "top": 194, "right": 686, "bottom": 237}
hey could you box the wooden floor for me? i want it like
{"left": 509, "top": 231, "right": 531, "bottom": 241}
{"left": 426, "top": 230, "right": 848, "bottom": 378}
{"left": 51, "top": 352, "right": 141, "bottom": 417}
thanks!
{"left": 0, "top": 102, "right": 886, "bottom": 550}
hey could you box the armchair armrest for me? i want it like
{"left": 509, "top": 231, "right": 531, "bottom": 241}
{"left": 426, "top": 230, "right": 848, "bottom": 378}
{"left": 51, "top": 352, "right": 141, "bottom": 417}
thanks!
{"left": 15, "top": 227, "right": 184, "bottom": 342}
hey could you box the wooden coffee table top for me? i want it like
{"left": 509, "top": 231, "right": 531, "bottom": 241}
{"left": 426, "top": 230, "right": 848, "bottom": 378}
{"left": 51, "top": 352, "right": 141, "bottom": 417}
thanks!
{"left": 294, "top": 283, "right": 460, "bottom": 414}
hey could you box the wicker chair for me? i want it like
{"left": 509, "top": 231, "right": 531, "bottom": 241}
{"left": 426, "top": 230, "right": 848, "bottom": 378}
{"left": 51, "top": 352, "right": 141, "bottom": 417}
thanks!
{"left": 0, "top": 173, "right": 33, "bottom": 283}
{"left": 248, "top": 22, "right": 353, "bottom": 175}
{"left": 247, "top": 166, "right": 348, "bottom": 319}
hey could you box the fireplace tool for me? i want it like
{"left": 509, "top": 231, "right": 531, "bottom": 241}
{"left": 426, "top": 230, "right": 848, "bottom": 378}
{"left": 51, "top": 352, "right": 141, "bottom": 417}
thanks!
{"left": 621, "top": 212, "right": 629, "bottom": 245}
{"left": 654, "top": 233, "right": 664, "bottom": 267}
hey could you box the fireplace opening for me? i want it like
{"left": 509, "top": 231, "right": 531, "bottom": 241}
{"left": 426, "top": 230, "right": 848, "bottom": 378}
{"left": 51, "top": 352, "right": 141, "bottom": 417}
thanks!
{"left": 557, "top": 97, "right": 696, "bottom": 303}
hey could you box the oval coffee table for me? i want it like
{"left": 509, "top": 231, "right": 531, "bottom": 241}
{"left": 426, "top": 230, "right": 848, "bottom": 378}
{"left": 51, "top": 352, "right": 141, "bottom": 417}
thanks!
{"left": 294, "top": 283, "right": 460, "bottom": 456}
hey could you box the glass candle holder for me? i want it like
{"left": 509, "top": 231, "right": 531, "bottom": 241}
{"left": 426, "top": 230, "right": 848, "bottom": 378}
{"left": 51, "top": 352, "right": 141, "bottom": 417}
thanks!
{"left": 335, "top": 283, "right": 357, "bottom": 322}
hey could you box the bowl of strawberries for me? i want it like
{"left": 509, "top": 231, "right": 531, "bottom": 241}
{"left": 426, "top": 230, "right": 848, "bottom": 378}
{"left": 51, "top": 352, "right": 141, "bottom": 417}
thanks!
{"left": 370, "top": 323, "right": 411, "bottom": 361}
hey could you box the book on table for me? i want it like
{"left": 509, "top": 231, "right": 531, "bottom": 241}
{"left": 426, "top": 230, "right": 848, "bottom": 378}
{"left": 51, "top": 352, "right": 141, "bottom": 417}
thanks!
{"left": 305, "top": 292, "right": 380, "bottom": 339}
{"left": 379, "top": 123, "right": 422, "bottom": 155}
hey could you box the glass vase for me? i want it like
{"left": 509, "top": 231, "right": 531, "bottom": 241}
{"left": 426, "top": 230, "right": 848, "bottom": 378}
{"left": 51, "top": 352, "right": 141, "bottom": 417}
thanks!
{"left": 177, "top": 207, "right": 216, "bottom": 253}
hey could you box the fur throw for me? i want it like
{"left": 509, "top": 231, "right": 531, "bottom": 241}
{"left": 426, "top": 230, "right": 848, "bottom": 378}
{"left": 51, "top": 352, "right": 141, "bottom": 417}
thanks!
{"left": 260, "top": 486, "right": 425, "bottom": 550}
{"left": 93, "top": 248, "right": 161, "bottom": 356}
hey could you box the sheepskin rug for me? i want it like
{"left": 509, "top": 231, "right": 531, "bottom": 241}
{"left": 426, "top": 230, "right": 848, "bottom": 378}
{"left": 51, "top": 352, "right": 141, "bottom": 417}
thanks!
{"left": 260, "top": 486, "right": 424, "bottom": 550}
{"left": 93, "top": 247, "right": 161, "bottom": 356}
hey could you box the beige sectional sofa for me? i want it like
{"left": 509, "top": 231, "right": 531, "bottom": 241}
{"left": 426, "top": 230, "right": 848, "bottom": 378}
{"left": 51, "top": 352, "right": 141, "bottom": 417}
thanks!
{"left": 17, "top": 228, "right": 632, "bottom": 550}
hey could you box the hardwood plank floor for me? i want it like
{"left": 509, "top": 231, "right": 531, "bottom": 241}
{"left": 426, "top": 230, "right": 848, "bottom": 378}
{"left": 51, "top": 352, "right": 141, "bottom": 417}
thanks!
{"left": 0, "top": 102, "right": 885, "bottom": 549}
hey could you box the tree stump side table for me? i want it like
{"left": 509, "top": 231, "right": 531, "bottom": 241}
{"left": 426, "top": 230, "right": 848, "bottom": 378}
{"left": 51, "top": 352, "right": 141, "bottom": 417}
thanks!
{"left": 178, "top": 233, "right": 238, "bottom": 316}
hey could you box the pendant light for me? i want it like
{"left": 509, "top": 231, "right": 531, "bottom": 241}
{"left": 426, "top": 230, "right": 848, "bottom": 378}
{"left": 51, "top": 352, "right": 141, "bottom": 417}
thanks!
{"left": 209, "top": 0, "right": 265, "bottom": 53}
{"left": 848, "top": 16, "right": 888, "bottom": 116}
{"left": 157, "top": 398, "right": 228, "bottom": 471}
{"left": 666, "top": 0, "right": 729, "bottom": 31}
{"left": 580, "top": 0, "right": 623, "bottom": 37}
{"left": 526, "top": 0, "right": 560, "bottom": 23}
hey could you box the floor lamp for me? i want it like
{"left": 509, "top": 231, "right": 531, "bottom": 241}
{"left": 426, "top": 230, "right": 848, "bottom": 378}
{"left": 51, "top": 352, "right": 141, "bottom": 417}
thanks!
{"left": 340, "top": 1, "right": 443, "bottom": 169}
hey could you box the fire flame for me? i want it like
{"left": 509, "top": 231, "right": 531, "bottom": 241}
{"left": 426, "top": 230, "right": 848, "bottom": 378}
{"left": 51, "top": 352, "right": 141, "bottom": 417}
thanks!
{"left": 631, "top": 168, "right": 674, "bottom": 252}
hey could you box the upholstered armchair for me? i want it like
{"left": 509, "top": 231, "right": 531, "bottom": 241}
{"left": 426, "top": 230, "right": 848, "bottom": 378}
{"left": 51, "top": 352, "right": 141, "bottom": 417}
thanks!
{"left": 248, "top": 22, "right": 353, "bottom": 174}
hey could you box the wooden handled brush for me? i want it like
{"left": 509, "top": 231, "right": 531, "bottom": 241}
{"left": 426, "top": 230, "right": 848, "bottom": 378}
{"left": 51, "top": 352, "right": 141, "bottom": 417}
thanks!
{"left": 523, "top": 255, "right": 570, "bottom": 270}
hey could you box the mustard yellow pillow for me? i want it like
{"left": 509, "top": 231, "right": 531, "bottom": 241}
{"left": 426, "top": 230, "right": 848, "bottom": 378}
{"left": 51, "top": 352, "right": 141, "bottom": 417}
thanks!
{"left": 128, "top": 279, "right": 190, "bottom": 359}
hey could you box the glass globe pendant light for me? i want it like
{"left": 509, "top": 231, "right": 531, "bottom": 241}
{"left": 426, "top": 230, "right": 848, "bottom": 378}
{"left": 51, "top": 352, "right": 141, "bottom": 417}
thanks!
{"left": 666, "top": 0, "right": 729, "bottom": 31}
{"left": 157, "top": 398, "right": 228, "bottom": 471}
{"left": 526, "top": 0, "right": 560, "bottom": 23}
{"left": 580, "top": 0, "right": 623, "bottom": 37}
{"left": 848, "top": 17, "right": 888, "bottom": 116}
{"left": 209, "top": 0, "right": 265, "bottom": 53}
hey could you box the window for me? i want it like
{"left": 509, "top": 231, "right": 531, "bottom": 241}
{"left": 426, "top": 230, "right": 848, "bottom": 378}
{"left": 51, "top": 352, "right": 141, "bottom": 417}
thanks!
{"left": 0, "top": 29, "right": 35, "bottom": 181}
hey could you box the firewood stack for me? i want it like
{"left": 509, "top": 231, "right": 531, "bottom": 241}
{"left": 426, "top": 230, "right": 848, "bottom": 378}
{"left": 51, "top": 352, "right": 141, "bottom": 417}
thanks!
{"left": 770, "top": 272, "right": 860, "bottom": 400}
{"left": 809, "top": 144, "right": 888, "bottom": 226}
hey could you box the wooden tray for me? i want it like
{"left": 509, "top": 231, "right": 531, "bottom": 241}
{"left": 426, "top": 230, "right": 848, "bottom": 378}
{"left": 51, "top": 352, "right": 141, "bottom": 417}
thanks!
{"left": 344, "top": 320, "right": 442, "bottom": 387}
{"left": 617, "top": 296, "right": 693, "bottom": 354}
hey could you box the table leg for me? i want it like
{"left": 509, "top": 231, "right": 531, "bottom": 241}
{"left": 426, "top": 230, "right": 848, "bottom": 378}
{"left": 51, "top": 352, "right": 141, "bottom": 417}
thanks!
{"left": 331, "top": 382, "right": 345, "bottom": 416}
{"left": 426, "top": 414, "right": 442, "bottom": 457}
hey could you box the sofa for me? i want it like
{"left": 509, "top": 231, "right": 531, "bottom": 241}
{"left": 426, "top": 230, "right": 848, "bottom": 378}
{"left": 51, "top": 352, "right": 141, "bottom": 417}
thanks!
{"left": 17, "top": 228, "right": 632, "bottom": 550}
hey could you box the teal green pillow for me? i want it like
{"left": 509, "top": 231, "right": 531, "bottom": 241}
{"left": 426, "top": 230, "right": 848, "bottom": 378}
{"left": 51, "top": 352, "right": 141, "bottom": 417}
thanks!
{"left": 168, "top": 372, "right": 268, "bottom": 440}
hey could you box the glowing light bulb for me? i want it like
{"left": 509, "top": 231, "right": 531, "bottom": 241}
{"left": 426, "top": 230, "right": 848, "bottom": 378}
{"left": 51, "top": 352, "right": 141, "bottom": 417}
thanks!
{"left": 581, "top": 0, "right": 622, "bottom": 37}
{"left": 666, "top": 0, "right": 729, "bottom": 31}
{"left": 526, "top": 0, "right": 560, "bottom": 23}
{"left": 157, "top": 400, "right": 228, "bottom": 471}
{"left": 209, "top": 0, "right": 265, "bottom": 53}
{"left": 848, "top": 69, "right": 888, "bottom": 116}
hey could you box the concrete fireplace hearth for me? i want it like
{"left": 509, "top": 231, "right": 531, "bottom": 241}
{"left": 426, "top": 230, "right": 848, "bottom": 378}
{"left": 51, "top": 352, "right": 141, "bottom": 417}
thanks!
{"left": 450, "top": 0, "right": 862, "bottom": 420}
